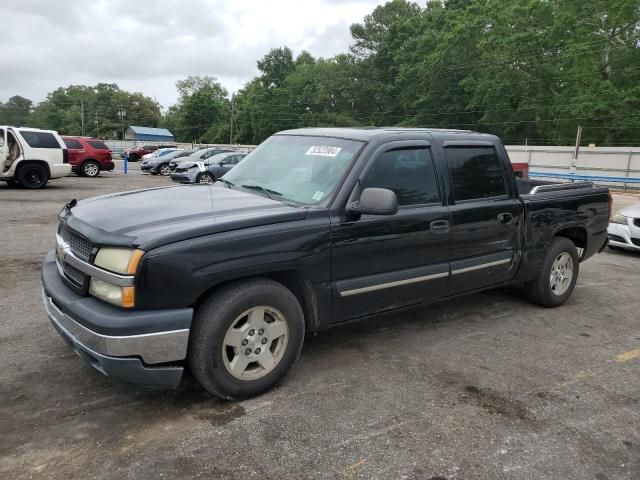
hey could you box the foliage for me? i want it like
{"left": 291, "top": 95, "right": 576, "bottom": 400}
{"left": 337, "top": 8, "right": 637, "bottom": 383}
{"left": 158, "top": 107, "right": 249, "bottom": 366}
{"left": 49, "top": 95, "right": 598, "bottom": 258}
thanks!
{"left": 26, "top": 84, "right": 161, "bottom": 139}
{"left": 2, "top": 0, "right": 639, "bottom": 146}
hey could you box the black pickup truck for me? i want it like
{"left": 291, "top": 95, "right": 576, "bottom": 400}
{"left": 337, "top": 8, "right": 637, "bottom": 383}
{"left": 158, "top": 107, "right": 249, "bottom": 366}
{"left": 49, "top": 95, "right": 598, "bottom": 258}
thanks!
{"left": 42, "top": 128, "right": 611, "bottom": 399}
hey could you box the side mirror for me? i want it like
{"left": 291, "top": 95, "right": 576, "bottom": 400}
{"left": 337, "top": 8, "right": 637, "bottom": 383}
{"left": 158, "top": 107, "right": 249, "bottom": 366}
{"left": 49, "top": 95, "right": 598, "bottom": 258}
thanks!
{"left": 348, "top": 187, "right": 398, "bottom": 216}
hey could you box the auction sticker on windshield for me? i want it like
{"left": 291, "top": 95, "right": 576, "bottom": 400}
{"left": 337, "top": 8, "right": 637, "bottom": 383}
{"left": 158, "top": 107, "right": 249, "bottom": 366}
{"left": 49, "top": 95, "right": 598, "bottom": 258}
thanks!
{"left": 305, "top": 146, "right": 342, "bottom": 157}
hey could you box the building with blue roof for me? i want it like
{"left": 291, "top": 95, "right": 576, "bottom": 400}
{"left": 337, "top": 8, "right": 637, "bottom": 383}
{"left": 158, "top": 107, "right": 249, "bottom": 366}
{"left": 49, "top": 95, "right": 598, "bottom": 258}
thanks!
{"left": 125, "top": 126, "right": 175, "bottom": 142}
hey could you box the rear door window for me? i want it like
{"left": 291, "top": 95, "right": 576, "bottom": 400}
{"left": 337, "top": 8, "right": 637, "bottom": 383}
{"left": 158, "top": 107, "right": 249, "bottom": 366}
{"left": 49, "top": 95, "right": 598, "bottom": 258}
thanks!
{"left": 21, "top": 131, "right": 61, "bottom": 149}
{"left": 88, "top": 140, "right": 109, "bottom": 150}
{"left": 63, "top": 139, "right": 83, "bottom": 149}
{"left": 445, "top": 147, "right": 507, "bottom": 201}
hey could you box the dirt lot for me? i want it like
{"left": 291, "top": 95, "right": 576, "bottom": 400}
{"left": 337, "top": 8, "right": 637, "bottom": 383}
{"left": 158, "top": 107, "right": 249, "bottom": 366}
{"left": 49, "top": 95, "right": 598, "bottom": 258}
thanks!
{"left": 1, "top": 168, "right": 639, "bottom": 480}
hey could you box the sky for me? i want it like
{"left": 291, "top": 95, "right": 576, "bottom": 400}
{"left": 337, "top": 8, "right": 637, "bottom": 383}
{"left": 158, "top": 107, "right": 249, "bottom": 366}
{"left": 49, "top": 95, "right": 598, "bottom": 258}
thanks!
{"left": 0, "top": 0, "right": 388, "bottom": 109}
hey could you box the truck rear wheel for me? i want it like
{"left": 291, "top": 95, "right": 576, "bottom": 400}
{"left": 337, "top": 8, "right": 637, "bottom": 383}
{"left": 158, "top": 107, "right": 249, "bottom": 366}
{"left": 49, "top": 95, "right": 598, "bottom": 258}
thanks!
{"left": 189, "top": 278, "right": 305, "bottom": 399}
{"left": 17, "top": 163, "right": 48, "bottom": 189}
{"left": 525, "top": 237, "right": 579, "bottom": 307}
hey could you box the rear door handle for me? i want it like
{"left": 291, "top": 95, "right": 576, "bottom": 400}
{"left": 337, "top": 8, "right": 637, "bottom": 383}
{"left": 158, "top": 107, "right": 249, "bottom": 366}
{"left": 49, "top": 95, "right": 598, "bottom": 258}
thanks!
{"left": 430, "top": 220, "right": 450, "bottom": 233}
{"left": 498, "top": 213, "right": 514, "bottom": 225}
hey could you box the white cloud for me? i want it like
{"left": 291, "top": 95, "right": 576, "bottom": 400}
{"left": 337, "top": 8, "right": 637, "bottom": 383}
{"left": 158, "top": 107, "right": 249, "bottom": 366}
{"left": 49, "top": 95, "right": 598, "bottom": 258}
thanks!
{"left": 0, "top": 0, "right": 385, "bottom": 108}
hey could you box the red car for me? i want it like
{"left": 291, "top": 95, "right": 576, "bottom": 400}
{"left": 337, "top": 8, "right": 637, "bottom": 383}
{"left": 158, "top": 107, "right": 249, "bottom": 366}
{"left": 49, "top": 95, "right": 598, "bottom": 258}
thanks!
{"left": 62, "top": 137, "right": 114, "bottom": 177}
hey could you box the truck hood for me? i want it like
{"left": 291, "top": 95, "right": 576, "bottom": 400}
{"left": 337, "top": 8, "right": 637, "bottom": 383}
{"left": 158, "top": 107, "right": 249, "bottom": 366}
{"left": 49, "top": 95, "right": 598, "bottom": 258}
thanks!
{"left": 62, "top": 184, "right": 309, "bottom": 250}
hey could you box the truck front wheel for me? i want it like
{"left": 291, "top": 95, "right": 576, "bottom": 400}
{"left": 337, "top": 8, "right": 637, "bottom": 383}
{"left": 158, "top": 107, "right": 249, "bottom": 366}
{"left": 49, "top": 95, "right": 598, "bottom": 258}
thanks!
{"left": 189, "top": 278, "right": 305, "bottom": 400}
{"left": 525, "top": 237, "right": 579, "bottom": 307}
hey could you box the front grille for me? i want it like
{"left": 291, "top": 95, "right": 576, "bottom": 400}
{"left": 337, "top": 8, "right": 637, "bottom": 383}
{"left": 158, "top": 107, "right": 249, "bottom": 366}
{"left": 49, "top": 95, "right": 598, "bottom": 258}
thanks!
{"left": 59, "top": 223, "right": 92, "bottom": 261}
{"left": 63, "top": 262, "right": 88, "bottom": 287}
{"left": 631, "top": 238, "right": 640, "bottom": 247}
{"left": 608, "top": 234, "right": 625, "bottom": 243}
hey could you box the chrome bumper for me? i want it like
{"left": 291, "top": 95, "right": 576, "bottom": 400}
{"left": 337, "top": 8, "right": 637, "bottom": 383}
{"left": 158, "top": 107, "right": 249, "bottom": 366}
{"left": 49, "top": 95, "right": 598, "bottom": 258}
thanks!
{"left": 42, "top": 290, "right": 190, "bottom": 365}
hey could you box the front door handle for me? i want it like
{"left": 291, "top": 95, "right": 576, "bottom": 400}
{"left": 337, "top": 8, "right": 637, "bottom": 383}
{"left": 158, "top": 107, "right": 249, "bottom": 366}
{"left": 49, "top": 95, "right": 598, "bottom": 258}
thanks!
{"left": 430, "top": 220, "right": 450, "bottom": 233}
{"left": 498, "top": 213, "right": 514, "bottom": 225}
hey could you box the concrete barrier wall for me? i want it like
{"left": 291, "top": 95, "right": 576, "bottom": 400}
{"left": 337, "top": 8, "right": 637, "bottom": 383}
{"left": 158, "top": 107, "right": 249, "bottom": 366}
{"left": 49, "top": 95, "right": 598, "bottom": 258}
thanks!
{"left": 506, "top": 145, "right": 640, "bottom": 189}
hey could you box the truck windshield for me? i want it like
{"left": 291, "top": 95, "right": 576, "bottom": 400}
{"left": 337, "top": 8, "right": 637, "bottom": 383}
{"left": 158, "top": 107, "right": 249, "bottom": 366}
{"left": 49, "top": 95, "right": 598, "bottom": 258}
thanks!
{"left": 223, "top": 135, "right": 363, "bottom": 206}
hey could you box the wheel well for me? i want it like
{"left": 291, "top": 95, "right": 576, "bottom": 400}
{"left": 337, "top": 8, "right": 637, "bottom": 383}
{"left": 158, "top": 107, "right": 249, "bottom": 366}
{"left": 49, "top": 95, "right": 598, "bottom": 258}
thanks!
{"left": 195, "top": 271, "right": 320, "bottom": 332}
{"left": 17, "top": 160, "right": 50, "bottom": 177}
{"left": 555, "top": 227, "right": 587, "bottom": 256}
{"left": 82, "top": 158, "right": 98, "bottom": 165}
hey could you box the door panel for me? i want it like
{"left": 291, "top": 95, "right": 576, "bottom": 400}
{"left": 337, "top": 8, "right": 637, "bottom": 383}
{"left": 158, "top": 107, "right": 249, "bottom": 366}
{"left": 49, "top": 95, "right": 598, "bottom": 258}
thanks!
{"left": 444, "top": 146, "right": 521, "bottom": 295}
{"left": 332, "top": 207, "right": 451, "bottom": 321}
{"left": 331, "top": 144, "right": 451, "bottom": 322}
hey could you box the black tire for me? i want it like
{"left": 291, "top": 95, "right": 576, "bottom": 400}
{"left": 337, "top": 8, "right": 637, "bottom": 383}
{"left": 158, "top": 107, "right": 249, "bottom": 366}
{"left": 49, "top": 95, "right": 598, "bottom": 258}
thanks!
{"left": 128, "top": 154, "right": 139, "bottom": 162}
{"left": 188, "top": 278, "right": 305, "bottom": 400}
{"left": 525, "top": 237, "right": 579, "bottom": 307}
{"left": 158, "top": 163, "right": 171, "bottom": 176}
{"left": 81, "top": 160, "right": 100, "bottom": 177}
{"left": 6, "top": 179, "right": 20, "bottom": 188}
{"left": 17, "top": 163, "right": 48, "bottom": 189}
{"left": 197, "top": 172, "right": 214, "bottom": 184}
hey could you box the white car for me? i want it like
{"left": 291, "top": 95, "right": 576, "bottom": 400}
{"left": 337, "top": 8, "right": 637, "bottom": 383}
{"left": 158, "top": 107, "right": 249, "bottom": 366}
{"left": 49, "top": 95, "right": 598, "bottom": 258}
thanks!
{"left": 141, "top": 148, "right": 180, "bottom": 161}
{"left": 608, "top": 202, "right": 640, "bottom": 252}
{"left": 1, "top": 126, "right": 71, "bottom": 188}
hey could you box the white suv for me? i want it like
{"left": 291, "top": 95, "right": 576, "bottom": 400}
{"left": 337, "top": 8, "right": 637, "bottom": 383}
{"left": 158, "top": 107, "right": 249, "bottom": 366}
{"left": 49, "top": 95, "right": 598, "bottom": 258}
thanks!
{"left": 1, "top": 126, "right": 71, "bottom": 188}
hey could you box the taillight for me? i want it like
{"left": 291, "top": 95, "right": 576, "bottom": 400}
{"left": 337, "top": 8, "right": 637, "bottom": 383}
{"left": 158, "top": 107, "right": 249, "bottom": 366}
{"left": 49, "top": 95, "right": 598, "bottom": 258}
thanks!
{"left": 63, "top": 149, "right": 69, "bottom": 164}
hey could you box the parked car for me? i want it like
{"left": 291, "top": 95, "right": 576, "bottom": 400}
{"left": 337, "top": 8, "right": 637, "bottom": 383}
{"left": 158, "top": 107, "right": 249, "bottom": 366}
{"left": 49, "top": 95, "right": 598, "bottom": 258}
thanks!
{"left": 171, "top": 152, "right": 245, "bottom": 184}
{"left": 62, "top": 137, "right": 114, "bottom": 177}
{"left": 42, "top": 127, "right": 610, "bottom": 399}
{"left": 608, "top": 202, "right": 640, "bottom": 252}
{"left": 141, "top": 150, "right": 194, "bottom": 176}
{"left": 168, "top": 147, "right": 235, "bottom": 172}
{"left": 1, "top": 126, "right": 70, "bottom": 188}
{"left": 140, "top": 147, "right": 180, "bottom": 161}
{"left": 124, "top": 145, "right": 176, "bottom": 162}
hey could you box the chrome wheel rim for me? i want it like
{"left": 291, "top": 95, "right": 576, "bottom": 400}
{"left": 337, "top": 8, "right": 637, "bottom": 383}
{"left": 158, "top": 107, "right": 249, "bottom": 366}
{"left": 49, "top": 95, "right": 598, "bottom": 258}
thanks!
{"left": 160, "top": 165, "right": 170, "bottom": 176}
{"left": 84, "top": 163, "right": 98, "bottom": 176}
{"left": 222, "top": 306, "right": 289, "bottom": 381}
{"left": 199, "top": 174, "right": 213, "bottom": 184}
{"left": 550, "top": 252, "right": 573, "bottom": 296}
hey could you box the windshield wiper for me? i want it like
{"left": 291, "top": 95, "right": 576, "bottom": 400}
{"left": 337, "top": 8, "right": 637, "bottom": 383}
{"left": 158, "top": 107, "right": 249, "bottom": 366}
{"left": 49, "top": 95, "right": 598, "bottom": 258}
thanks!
{"left": 217, "top": 178, "right": 235, "bottom": 189}
{"left": 241, "top": 184, "right": 282, "bottom": 200}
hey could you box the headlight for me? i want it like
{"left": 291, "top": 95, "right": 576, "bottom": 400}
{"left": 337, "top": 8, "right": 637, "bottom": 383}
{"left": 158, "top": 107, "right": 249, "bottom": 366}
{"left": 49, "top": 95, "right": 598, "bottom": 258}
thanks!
{"left": 89, "top": 278, "right": 135, "bottom": 308}
{"left": 94, "top": 247, "right": 144, "bottom": 274}
{"left": 611, "top": 212, "right": 628, "bottom": 225}
{"left": 90, "top": 248, "right": 144, "bottom": 307}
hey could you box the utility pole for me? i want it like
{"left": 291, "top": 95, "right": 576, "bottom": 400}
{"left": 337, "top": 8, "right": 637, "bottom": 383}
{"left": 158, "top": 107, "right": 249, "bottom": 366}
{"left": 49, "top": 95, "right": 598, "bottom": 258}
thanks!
{"left": 229, "top": 94, "right": 235, "bottom": 145}
{"left": 569, "top": 125, "right": 582, "bottom": 177}
{"left": 80, "top": 100, "right": 84, "bottom": 136}
{"left": 95, "top": 110, "right": 100, "bottom": 139}
{"left": 118, "top": 105, "right": 126, "bottom": 140}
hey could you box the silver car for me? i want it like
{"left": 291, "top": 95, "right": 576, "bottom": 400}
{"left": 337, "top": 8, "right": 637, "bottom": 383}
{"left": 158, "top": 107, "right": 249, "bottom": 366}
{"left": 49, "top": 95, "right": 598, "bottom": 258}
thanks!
{"left": 141, "top": 149, "right": 190, "bottom": 176}
{"left": 168, "top": 148, "right": 235, "bottom": 173}
{"left": 608, "top": 202, "right": 640, "bottom": 252}
{"left": 170, "top": 152, "right": 245, "bottom": 184}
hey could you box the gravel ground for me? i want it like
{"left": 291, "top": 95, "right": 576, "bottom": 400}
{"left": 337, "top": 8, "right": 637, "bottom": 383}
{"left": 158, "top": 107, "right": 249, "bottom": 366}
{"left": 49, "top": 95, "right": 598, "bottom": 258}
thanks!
{"left": 0, "top": 168, "right": 639, "bottom": 480}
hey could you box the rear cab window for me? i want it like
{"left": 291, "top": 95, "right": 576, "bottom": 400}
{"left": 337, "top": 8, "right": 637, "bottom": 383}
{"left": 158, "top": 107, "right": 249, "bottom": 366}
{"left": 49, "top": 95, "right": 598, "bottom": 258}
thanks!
{"left": 63, "top": 138, "right": 83, "bottom": 149}
{"left": 21, "top": 131, "right": 61, "bottom": 149}
{"left": 444, "top": 146, "right": 508, "bottom": 201}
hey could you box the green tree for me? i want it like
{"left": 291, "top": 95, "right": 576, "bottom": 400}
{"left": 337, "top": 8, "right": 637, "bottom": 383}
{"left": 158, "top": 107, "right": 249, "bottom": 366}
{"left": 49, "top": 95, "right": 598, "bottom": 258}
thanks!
{"left": 0, "top": 96, "right": 34, "bottom": 126}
